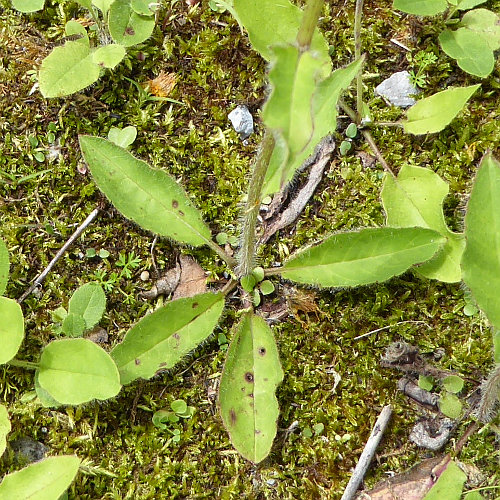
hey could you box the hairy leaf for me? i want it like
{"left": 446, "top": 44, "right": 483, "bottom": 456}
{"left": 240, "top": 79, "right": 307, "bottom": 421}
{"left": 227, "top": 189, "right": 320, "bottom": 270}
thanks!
{"left": 111, "top": 293, "right": 224, "bottom": 385}
{"left": 0, "top": 405, "right": 10, "bottom": 457}
{"left": 262, "top": 58, "right": 362, "bottom": 195}
{"left": 462, "top": 155, "right": 500, "bottom": 330}
{"left": 109, "top": 0, "right": 155, "bottom": 47}
{"left": 403, "top": 85, "right": 480, "bottom": 135}
{"left": 38, "top": 338, "right": 121, "bottom": 405}
{"left": 461, "top": 9, "right": 500, "bottom": 50}
{"left": 456, "top": 0, "right": 487, "bottom": 10}
{"left": 62, "top": 312, "right": 86, "bottom": 337}
{"left": 281, "top": 227, "right": 445, "bottom": 287}
{"left": 393, "top": 0, "right": 447, "bottom": 16}
{"left": 219, "top": 312, "right": 283, "bottom": 463}
{"left": 38, "top": 40, "right": 100, "bottom": 98}
{"left": 79, "top": 136, "right": 212, "bottom": 246}
{"left": 11, "top": 0, "right": 44, "bottom": 12}
{"left": 68, "top": 282, "right": 106, "bottom": 330}
{"left": 0, "top": 297, "right": 24, "bottom": 364}
{"left": 0, "top": 238, "right": 9, "bottom": 296}
{"left": 439, "top": 29, "right": 494, "bottom": 77}
{"left": 0, "top": 456, "right": 80, "bottom": 500}
{"left": 232, "top": 0, "right": 330, "bottom": 65}
{"left": 381, "top": 165, "right": 464, "bottom": 282}
{"left": 92, "top": 44, "right": 126, "bottom": 69}
{"left": 35, "top": 372, "right": 63, "bottom": 408}
{"left": 423, "top": 460, "right": 466, "bottom": 500}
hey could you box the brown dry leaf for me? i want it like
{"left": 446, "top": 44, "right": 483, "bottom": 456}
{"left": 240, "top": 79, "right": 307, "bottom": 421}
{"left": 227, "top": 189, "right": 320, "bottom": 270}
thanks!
{"left": 357, "top": 455, "right": 450, "bottom": 500}
{"left": 172, "top": 255, "right": 207, "bottom": 300}
{"left": 139, "top": 262, "right": 181, "bottom": 300}
{"left": 143, "top": 72, "right": 177, "bottom": 97}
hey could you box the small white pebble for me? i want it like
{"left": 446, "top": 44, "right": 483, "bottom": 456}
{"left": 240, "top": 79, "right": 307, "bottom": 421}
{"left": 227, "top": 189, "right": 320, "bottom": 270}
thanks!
{"left": 140, "top": 271, "right": 150, "bottom": 281}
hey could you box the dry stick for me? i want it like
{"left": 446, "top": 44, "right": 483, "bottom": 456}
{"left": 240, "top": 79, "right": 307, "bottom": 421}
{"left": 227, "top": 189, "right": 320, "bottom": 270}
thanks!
{"left": 18, "top": 208, "right": 100, "bottom": 303}
{"left": 340, "top": 405, "right": 392, "bottom": 500}
{"left": 339, "top": 99, "right": 396, "bottom": 177}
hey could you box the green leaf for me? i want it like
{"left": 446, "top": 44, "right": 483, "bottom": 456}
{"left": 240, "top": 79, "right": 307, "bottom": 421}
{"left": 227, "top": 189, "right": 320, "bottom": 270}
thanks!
{"left": 0, "top": 455, "right": 80, "bottom": 500}
{"left": 0, "top": 404, "right": 10, "bottom": 457}
{"left": 418, "top": 375, "right": 434, "bottom": 391}
{"left": 464, "top": 492, "right": 485, "bottom": 500}
{"left": 35, "top": 372, "right": 63, "bottom": 408}
{"left": 438, "top": 393, "right": 462, "bottom": 419}
{"left": 75, "top": 0, "right": 92, "bottom": 8}
{"left": 0, "top": 238, "right": 9, "bottom": 296}
{"left": 231, "top": 0, "right": 330, "bottom": 65}
{"left": 281, "top": 227, "right": 445, "bottom": 287}
{"left": 11, "top": 0, "right": 44, "bottom": 12}
{"left": 423, "top": 460, "right": 466, "bottom": 500}
{"left": 251, "top": 267, "right": 265, "bottom": 283}
{"left": 65, "top": 20, "right": 89, "bottom": 43}
{"left": 393, "top": 0, "right": 447, "bottom": 16}
{"left": 381, "top": 165, "right": 465, "bottom": 282}
{"left": 92, "top": 0, "right": 114, "bottom": 14}
{"left": 462, "top": 155, "right": 500, "bottom": 330}
{"left": 442, "top": 375, "right": 464, "bottom": 394}
{"left": 79, "top": 136, "right": 212, "bottom": 246}
{"left": 259, "top": 280, "right": 275, "bottom": 295}
{"left": 130, "top": 0, "right": 155, "bottom": 15}
{"left": 219, "top": 312, "right": 283, "bottom": 463}
{"left": 403, "top": 85, "right": 480, "bottom": 135}
{"left": 108, "top": 126, "right": 137, "bottom": 148}
{"left": 171, "top": 399, "right": 187, "bottom": 414}
{"left": 61, "top": 313, "right": 86, "bottom": 337}
{"left": 68, "top": 282, "right": 106, "bottom": 330}
{"left": 92, "top": 44, "right": 126, "bottom": 69}
{"left": 0, "top": 297, "right": 24, "bottom": 364}
{"left": 109, "top": 0, "right": 156, "bottom": 47}
{"left": 456, "top": 0, "right": 487, "bottom": 9}
{"left": 240, "top": 275, "right": 256, "bottom": 293}
{"left": 111, "top": 293, "right": 224, "bottom": 385}
{"left": 461, "top": 9, "right": 500, "bottom": 50}
{"left": 38, "top": 338, "right": 121, "bottom": 405}
{"left": 39, "top": 40, "right": 100, "bottom": 98}
{"left": 439, "top": 29, "right": 494, "bottom": 77}
{"left": 345, "top": 123, "right": 358, "bottom": 138}
{"left": 262, "top": 57, "right": 363, "bottom": 195}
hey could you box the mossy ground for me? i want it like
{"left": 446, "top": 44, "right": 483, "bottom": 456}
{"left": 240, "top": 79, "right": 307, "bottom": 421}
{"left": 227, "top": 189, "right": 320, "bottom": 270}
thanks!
{"left": 1, "top": 0, "right": 500, "bottom": 498}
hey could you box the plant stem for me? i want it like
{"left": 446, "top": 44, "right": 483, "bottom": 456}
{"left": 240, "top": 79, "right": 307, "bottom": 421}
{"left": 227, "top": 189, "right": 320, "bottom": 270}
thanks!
{"left": 206, "top": 239, "right": 237, "bottom": 268}
{"left": 354, "top": 0, "right": 364, "bottom": 120}
{"left": 7, "top": 359, "right": 38, "bottom": 370}
{"left": 263, "top": 267, "right": 283, "bottom": 277}
{"left": 296, "top": 0, "right": 324, "bottom": 50}
{"left": 237, "top": 131, "right": 275, "bottom": 277}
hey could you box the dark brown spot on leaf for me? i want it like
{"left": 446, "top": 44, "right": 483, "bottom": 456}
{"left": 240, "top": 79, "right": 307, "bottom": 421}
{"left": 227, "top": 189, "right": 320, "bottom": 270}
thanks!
{"left": 255, "top": 429, "right": 261, "bottom": 434}
{"left": 230, "top": 409, "right": 237, "bottom": 426}
{"left": 172, "top": 200, "right": 179, "bottom": 208}
{"left": 258, "top": 347, "right": 266, "bottom": 356}
{"left": 135, "top": 359, "right": 141, "bottom": 365}
{"left": 192, "top": 302, "right": 199, "bottom": 308}
{"left": 248, "top": 393, "right": 254, "bottom": 398}
{"left": 244, "top": 372, "right": 254, "bottom": 383}
{"left": 125, "top": 27, "right": 135, "bottom": 36}
{"left": 173, "top": 333, "right": 180, "bottom": 340}
{"left": 178, "top": 210, "right": 185, "bottom": 216}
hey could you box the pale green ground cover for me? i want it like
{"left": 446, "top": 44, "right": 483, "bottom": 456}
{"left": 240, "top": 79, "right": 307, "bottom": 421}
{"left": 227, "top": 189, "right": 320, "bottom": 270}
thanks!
{"left": 0, "top": 0, "right": 500, "bottom": 497}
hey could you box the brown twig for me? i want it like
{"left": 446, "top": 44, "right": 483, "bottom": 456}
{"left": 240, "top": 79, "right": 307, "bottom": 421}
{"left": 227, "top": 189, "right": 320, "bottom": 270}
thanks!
{"left": 18, "top": 208, "right": 100, "bottom": 303}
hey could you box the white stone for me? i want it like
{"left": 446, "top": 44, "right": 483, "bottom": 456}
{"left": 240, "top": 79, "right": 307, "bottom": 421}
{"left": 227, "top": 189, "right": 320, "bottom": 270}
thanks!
{"left": 375, "top": 71, "right": 419, "bottom": 107}
{"left": 228, "top": 105, "right": 254, "bottom": 139}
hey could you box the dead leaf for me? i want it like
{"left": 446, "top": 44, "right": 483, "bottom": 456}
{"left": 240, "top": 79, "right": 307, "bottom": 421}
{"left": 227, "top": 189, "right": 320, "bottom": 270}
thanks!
{"left": 172, "top": 255, "right": 207, "bottom": 300}
{"left": 357, "top": 455, "right": 451, "bottom": 500}
{"left": 139, "top": 261, "right": 181, "bottom": 300}
{"left": 143, "top": 72, "right": 177, "bottom": 98}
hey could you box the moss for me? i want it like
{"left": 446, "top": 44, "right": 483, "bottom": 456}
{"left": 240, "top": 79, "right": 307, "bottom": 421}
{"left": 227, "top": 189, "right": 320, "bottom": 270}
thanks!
{"left": 1, "top": 0, "right": 500, "bottom": 497}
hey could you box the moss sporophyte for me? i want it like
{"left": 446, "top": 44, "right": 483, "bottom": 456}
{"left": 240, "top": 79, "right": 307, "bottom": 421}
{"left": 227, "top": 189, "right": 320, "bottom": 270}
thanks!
{"left": 1, "top": 0, "right": 500, "bottom": 496}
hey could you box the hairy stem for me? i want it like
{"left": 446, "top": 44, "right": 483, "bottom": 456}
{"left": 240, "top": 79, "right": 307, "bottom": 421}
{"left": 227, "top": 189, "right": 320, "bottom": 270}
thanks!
{"left": 7, "top": 359, "right": 38, "bottom": 370}
{"left": 296, "top": 0, "right": 324, "bottom": 50}
{"left": 206, "top": 239, "right": 237, "bottom": 268}
{"left": 354, "top": 0, "right": 364, "bottom": 120}
{"left": 237, "top": 131, "right": 275, "bottom": 277}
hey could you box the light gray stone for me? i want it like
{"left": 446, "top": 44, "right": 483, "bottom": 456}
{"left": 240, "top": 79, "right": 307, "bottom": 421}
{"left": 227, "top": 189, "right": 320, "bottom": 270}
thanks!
{"left": 375, "top": 71, "right": 419, "bottom": 107}
{"left": 228, "top": 105, "right": 254, "bottom": 139}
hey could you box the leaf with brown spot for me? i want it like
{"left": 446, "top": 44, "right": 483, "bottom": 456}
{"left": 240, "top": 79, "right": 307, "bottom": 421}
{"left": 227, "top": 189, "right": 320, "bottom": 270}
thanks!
{"left": 218, "top": 312, "right": 283, "bottom": 463}
{"left": 111, "top": 292, "right": 224, "bottom": 385}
